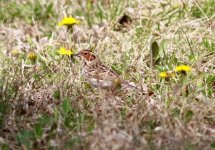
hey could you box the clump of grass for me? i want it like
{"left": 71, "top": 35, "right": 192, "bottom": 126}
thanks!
{"left": 0, "top": 0, "right": 57, "bottom": 37}
{"left": 0, "top": 0, "right": 215, "bottom": 149}
{"left": 191, "top": 0, "right": 215, "bottom": 18}
{"left": 0, "top": 0, "right": 57, "bottom": 23}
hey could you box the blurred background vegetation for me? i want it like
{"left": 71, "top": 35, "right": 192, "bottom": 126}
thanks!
{"left": 0, "top": 0, "right": 214, "bottom": 149}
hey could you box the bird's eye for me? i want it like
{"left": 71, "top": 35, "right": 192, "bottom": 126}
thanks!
{"left": 83, "top": 52, "right": 87, "bottom": 55}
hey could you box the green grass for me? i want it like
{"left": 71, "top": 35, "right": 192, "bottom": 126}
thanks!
{"left": 0, "top": 0, "right": 215, "bottom": 149}
{"left": 0, "top": 0, "right": 58, "bottom": 36}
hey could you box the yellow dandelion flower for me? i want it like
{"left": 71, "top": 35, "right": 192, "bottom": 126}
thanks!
{"left": 58, "top": 17, "right": 80, "bottom": 27}
{"left": 174, "top": 65, "right": 191, "bottom": 72}
{"left": 27, "top": 51, "right": 37, "bottom": 61}
{"left": 58, "top": 47, "right": 73, "bottom": 56}
{"left": 159, "top": 72, "right": 168, "bottom": 78}
{"left": 159, "top": 71, "right": 174, "bottom": 79}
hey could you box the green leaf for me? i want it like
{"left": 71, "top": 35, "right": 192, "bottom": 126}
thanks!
{"left": 0, "top": 102, "right": 8, "bottom": 114}
{"left": 53, "top": 90, "right": 60, "bottom": 100}
{"left": 16, "top": 130, "right": 33, "bottom": 150}
{"left": 64, "top": 116, "right": 72, "bottom": 127}
{"left": 211, "top": 141, "right": 215, "bottom": 148}
{"left": 37, "top": 114, "right": 51, "bottom": 125}
{"left": 0, "top": 102, "right": 8, "bottom": 128}
{"left": 171, "top": 107, "right": 180, "bottom": 117}
{"left": 1, "top": 144, "right": 9, "bottom": 150}
{"left": 34, "top": 123, "right": 43, "bottom": 138}
{"left": 150, "top": 41, "right": 159, "bottom": 67}
{"left": 62, "top": 99, "right": 72, "bottom": 113}
{"left": 206, "top": 75, "right": 215, "bottom": 85}
{"left": 111, "top": 64, "right": 122, "bottom": 75}
{"left": 183, "top": 110, "right": 194, "bottom": 123}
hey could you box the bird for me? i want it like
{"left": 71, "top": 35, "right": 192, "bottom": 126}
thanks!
{"left": 74, "top": 49, "right": 138, "bottom": 91}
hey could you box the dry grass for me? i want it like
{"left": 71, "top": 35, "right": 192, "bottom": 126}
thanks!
{"left": 0, "top": 0, "right": 215, "bottom": 149}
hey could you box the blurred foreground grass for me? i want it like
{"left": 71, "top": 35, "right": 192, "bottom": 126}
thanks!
{"left": 0, "top": 0, "right": 215, "bottom": 149}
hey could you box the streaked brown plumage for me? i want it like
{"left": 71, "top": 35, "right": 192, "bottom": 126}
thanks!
{"left": 75, "top": 50, "right": 138, "bottom": 91}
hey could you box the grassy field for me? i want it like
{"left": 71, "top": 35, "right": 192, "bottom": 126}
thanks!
{"left": 0, "top": 0, "right": 215, "bottom": 149}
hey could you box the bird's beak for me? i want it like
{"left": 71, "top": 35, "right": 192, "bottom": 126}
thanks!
{"left": 73, "top": 52, "right": 80, "bottom": 57}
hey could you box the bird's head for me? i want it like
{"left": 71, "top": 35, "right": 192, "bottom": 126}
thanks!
{"left": 74, "top": 49, "right": 99, "bottom": 65}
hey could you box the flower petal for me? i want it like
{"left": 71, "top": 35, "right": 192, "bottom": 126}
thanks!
{"left": 58, "top": 47, "right": 73, "bottom": 56}
{"left": 58, "top": 17, "right": 80, "bottom": 27}
{"left": 174, "top": 65, "right": 191, "bottom": 72}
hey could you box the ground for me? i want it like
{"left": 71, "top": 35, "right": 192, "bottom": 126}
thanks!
{"left": 0, "top": 0, "right": 215, "bottom": 149}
